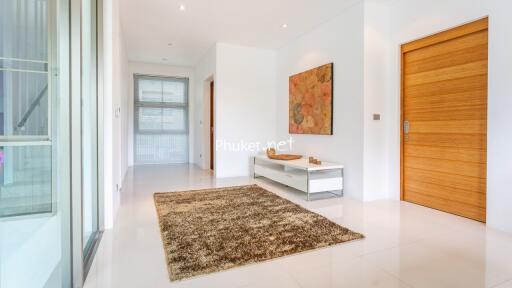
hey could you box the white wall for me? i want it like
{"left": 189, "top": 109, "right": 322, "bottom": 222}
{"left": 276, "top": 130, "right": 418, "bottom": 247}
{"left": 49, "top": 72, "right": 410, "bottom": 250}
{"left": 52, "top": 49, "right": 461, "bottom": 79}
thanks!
{"left": 127, "top": 62, "right": 195, "bottom": 166}
{"left": 103, "top": 0, "right": 128, "bottom": 229}
{"left": 119, "top": 37, "right": 129, "bottom": 181}
{"left": 215, "top": 43, "right": 277, "bottom": 178}
{"left": 381, "top": 0, "right": 512, "bottom": 233}
{"left": 194, "top": 45, "right": 216, "bottom": 169}
{"left": 362, "top": 0, "right": 391, "bottom": 201}
{"left": 276, "top": 3, "right": 365, "bottom": 200}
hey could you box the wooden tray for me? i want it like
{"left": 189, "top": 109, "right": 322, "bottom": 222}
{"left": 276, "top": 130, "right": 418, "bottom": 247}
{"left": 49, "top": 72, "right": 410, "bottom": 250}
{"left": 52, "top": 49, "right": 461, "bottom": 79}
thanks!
{"left": 266, "top": 148, "right": 302, "bottom": 161}
{"left": 267, "top": 154, "right": 302, "bottom": 161}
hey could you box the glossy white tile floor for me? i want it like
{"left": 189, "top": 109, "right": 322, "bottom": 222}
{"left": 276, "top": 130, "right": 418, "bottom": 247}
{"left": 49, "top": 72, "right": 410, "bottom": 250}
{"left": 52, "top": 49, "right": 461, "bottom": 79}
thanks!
{"left": 84, "top": 165, "right": 512, "bottom": 288}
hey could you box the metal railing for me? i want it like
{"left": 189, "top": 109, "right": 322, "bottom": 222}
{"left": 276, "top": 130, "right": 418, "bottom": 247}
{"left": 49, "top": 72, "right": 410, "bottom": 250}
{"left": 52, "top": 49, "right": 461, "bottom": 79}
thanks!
{"left": 16, "top": 85, "right": 48, "bottom": 130}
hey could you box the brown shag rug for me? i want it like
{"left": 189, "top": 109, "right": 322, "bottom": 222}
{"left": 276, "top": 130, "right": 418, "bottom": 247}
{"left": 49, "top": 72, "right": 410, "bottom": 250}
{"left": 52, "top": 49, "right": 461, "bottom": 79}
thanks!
{"left": 154, "top": 184, "right": 364, "bottom": 281}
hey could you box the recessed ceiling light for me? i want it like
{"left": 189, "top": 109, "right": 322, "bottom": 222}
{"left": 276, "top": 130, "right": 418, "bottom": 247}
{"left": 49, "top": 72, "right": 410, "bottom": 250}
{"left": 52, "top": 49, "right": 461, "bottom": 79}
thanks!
{"left": 282, "top": 23, "right": 288, "bottom": 28}
{"left": 167, "top": 43, "right": 173, "bottom": 46}
{"left": 162, "top": 58, "right": 168, "bottom": 61}
{"left": 179, "top": 4, "right": 185, "bottom": 11}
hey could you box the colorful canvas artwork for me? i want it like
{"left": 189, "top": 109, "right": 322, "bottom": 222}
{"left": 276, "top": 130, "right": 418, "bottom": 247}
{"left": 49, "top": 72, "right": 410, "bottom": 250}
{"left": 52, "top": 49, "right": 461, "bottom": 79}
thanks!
{"left": 289, "top": 63, "right": 333, "bottom": 135}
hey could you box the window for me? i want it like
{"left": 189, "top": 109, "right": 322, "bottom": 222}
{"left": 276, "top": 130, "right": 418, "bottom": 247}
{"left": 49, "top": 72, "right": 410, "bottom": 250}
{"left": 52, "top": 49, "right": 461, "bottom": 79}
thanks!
{"left": 134, "top": 75, "right": 189, "bottom": 164}
{"left": 0, "top": 0, "right": 52, "bottom": 218}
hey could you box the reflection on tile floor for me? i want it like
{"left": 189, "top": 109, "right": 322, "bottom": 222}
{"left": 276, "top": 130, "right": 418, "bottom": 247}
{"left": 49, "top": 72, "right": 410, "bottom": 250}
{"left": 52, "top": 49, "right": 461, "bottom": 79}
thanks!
{"left": 84, "top": 164, "right": 512, "bottom": 288}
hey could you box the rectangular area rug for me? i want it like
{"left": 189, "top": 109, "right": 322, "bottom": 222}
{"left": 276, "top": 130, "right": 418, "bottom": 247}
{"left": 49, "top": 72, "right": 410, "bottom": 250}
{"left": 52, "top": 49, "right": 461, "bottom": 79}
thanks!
{"left": 154, "top": 184, "right": 364, "bottom": 281}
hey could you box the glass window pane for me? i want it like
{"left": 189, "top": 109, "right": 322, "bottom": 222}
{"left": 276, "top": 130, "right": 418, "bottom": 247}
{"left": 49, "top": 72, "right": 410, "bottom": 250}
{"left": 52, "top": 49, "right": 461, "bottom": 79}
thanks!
{"left": 138, "top": 107, "right": 163, "bottom": 130}
{"left": 0, "top": 145, "right": 52, "bottom": 217}
{"left": 135, "top": 134, "right": 188, "bottom": 164}
{"left": 137, "top": 107, "right": 186, "bottom": 131}
{"left": 0, "top": 0, "right": 48, "bottom": 61}
{"left": 162, "top": 80, "right": 186, "bottom": 103}
{"left": 138, "top": 79, "right": 162, "bottom": 102}
{"left": 81, "top": 0, "right": 99, "bottom": 258}
{"left": 0, "top": 71, "right": 49, "bottom": 136}
{"left": 0, "top": 0, "right": 50, "bottom": 138}
{"left": 162, "top": 107, "right": 186, "bottom": 130}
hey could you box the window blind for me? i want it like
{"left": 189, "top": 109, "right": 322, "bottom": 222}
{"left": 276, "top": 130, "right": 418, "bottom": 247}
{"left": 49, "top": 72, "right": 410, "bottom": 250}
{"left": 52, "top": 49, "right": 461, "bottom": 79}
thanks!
{"left": 134, "top": 75, "right": 189, "bottom": 164}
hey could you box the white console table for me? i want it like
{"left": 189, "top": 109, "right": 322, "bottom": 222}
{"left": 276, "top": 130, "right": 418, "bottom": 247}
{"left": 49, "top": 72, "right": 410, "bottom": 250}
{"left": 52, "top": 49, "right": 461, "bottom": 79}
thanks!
{"left": 253, "top": 155, "right": 344, "bottom": 201}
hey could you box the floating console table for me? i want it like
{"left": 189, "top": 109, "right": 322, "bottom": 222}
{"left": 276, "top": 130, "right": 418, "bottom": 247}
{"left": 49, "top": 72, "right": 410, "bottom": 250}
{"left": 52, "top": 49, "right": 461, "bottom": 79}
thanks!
{"left": 253, "top": 155, "right": 344, "bottom": 201}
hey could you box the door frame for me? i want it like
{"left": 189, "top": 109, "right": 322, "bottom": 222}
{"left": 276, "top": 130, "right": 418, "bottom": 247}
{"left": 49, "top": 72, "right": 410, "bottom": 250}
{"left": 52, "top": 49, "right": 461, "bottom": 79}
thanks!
{"left": 209, "top": 80, "right": 214, "bottom": 171}
{"left": 202, "top": 76, "right": 214, "bottom": 171}
{"left": 399, "top": 17, "right": 489, "bottom": 201}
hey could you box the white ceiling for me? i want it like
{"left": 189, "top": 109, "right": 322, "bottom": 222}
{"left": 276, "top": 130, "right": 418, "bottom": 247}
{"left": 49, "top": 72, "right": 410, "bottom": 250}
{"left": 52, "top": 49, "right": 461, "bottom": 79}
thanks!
{"left": 121, "top": 0, "right": 359, "bottom": 66}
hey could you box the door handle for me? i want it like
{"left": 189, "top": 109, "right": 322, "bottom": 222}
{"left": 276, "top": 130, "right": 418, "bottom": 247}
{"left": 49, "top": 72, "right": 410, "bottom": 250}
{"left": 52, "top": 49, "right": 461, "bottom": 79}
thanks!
{"left": 403, "top": 120, "right": 410, "bottom": 141}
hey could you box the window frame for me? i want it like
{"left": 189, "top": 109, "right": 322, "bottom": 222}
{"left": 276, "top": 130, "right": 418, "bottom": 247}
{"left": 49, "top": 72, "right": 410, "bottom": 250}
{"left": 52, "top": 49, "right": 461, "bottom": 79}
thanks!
{"left": 0, "top": 0, "right": 55, "bottom": 219}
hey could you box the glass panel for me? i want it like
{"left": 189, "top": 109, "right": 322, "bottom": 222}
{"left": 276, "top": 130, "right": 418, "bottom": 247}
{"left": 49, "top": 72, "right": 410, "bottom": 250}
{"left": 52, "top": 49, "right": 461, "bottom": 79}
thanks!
{"left": 138, "top": 79, "right": 162, "bottom": 102}
{"left": 0, "top": 71, "right": 49, "bottom": 136}
{"left": 137, "top": 107, "right": 186, "bottom": 131}
{"left": 0, "top": 0, "right": 50, "bottom": 137}
{"left": 0, "top": 0, "right": 48, "bottom": 61}
{"left": 135, "top": 134, "right": 188, "bottom": 164}
{"left": 81, "top": 0, "right": 99, "bottom": 258}
{"left": 0, "top": 145, "right": 52, "bottom": 217}
{"left": 138, "top": 107, "right": 162, "bottom": 130}
{"left": 162, "top": 107, "right": 186, "bottom": 130}
{"left": 162, "top": 80, "right": 186, "bottom": 103}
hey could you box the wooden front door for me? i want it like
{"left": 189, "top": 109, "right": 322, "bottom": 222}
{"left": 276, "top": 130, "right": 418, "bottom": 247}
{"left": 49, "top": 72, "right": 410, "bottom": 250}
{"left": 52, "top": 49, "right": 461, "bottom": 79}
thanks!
{"left": 401, "top": 18, "right": 488, "bottom": 222}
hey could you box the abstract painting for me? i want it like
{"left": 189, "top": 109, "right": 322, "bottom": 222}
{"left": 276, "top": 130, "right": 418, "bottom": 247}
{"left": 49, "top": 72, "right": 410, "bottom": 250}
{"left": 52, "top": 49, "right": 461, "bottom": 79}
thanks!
{"left": 289, "top": 63, "right": 333, "bottom": 135}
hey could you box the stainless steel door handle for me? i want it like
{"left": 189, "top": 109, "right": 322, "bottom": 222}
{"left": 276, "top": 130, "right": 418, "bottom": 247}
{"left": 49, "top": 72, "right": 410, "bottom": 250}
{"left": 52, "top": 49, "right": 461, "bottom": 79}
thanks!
{"left": 403, "top": 120, "right": 410, "bottom": 141}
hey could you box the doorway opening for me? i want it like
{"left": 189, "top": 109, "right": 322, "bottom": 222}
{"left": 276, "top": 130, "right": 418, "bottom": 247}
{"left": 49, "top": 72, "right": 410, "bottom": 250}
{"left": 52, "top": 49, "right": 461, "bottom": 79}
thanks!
{"left": 210, "top": 80, "right": 214, "bottom": 171}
